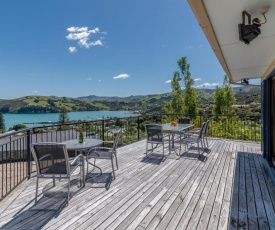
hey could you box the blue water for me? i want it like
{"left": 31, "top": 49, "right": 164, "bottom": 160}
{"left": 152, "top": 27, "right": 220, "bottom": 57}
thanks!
{"left": 3, "top": 111, "right": 137, "bottom": 129}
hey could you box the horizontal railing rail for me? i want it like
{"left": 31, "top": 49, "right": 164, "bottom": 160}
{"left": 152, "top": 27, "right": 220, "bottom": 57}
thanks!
{"left": 0, "top": 113, "right": 261, "bottom": 201}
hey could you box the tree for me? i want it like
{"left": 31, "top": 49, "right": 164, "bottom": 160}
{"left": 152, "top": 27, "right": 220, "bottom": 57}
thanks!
{"left": 177, "top": 56, "right": 198, "bottom": 116}
{"left": 213, "top": 75, "right": 236, "bottom": 115}
{"left": 0, "top": 112, "right": 5, "bottom": 131}
{"left": 163, "top": 56, "right": 198, "bottom": 117}
{"left": 9, "top": 124, "right": 26, "bottom": 131}
{"left": 164, "top": 71, "right": 185, "bottom": 115}
{"left": 58, "top": 107, "right": 70, "bottom": 124}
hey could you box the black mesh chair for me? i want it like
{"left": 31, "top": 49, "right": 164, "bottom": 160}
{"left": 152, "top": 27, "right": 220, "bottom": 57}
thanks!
{"left": 86, "top": 129, "right": 122, "bottom": 180}
{"left": 178, "top": 117, "right": 191, "bottom": 124}
{"left": 145, "top": 124, "right": 171, "bottom": 157}
{"left": 30, "top": 142, "right": 85, "bottom": 204}
{"left": 181, "top": 122, "right": 206, "bottom": 155}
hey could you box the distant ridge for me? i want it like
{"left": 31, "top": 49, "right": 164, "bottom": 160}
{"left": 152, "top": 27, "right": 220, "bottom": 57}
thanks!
{"left": 0, "top": 87, "right": 260, "bottom": 114}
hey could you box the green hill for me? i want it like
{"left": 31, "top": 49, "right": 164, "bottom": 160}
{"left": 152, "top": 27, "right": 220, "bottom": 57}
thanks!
{"left": 0, "top": 96, "right": 108, "bottom": 113}
{"left": 0, "top": 87, "right": 261, "bottom": 114}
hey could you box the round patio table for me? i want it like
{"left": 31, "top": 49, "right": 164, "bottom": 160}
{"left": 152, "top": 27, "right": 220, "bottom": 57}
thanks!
{"left": 62, "top": 138, "right": 103, "bottom": 153}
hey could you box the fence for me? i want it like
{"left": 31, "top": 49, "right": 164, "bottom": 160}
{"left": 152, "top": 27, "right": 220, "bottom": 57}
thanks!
{"left": 0, "top": 113, "right": 261, "bottom": 201}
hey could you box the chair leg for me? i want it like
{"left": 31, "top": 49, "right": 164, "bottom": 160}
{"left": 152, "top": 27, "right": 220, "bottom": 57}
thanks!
{"left": 81, "top": 157, "right": 85, "bottom": 187}
{"left": 35, "top": 177, "right": 39, "bottom": 204}
{"left": 67, "top": 177, "right": 70, "bottom": 204}
{"left": 115, "top": 154, "right": 118, "bottom": 170}
{"left": 111, "top": 158, "right": 115, "bottom": 180}
{"left": 205, "top": 136, "right": 209, "bottom": 147}
{"left": 179, "top": 134, "right": 181, "bottom": 154}
{"left": 197, "top": 141, "right": 200, "bottom": 155}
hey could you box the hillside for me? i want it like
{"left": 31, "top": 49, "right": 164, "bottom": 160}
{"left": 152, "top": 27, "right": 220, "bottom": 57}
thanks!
{"left": 0, "top": 87, "right": 261, "bottom": 114}
{"left": 0, "top": 96, "right": 108, "bottom": 113}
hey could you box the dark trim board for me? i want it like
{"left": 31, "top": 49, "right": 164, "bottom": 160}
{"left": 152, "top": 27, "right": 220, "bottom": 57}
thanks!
{"left": 262, "top": 68, "right": 275, "bottom": 182}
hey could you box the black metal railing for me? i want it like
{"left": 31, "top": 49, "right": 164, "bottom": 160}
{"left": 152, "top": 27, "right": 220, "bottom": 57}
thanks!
{"left": 0, "top": 113, "right": 261, "bottom": 201}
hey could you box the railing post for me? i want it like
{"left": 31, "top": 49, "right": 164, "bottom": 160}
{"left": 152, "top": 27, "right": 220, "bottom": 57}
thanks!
{"left": 137, "top": 116, "right": 140, "bottom": 141}
{"left": 102, "top": 119, "right": 105, "bottom": 142}
{"left": 26, "top": 130, "right": 31, "bottom": 179}
{"left": 254, "top": 117, "right": 257, "bottom": 142}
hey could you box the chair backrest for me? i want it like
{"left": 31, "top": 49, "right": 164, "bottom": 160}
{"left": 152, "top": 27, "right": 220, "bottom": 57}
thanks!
{"left": 145, "top": 124, "right": 164, "bottom": 144}
{"left": 198, "top": 122, "right": 206, "bottom": 139}
{"left": 30, "top": 142, "right": 69, "bottom": 176}
{"left": 178, "top": 117, "right": 191, "bottom": 124}
{"left": 112, "top": 129, "right": 122, "bottom": 152}
{"left": 202, "top": 120, "right": 210, "bottom": 137}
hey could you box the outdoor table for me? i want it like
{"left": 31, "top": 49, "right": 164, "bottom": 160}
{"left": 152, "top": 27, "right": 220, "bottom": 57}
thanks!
{"left": 162, "top": 123, "right": 194, "bottom": 155}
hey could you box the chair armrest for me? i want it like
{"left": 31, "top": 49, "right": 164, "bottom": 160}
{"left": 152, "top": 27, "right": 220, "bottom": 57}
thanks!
{"left": 71, "top": 153, "right": 84, "bottom": 166}
{"left": 102, "top": 141, "right": 114, "bottom": 144}
{"left": 87, "top": 147, "right": 113, "bottom": 154}
{"left": 101, "top": 141, "right": 114, "bottom": 147}
{"left": 39, "top": 154, "right": 54, "bottom": 165}
{"left": 39, "top": 154, "right": 53, "bottom": 161}
{"left": 188, "top": 128, "right": 200, "bottom": 133}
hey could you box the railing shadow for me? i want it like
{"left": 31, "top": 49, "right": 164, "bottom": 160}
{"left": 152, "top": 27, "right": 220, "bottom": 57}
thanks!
{"left": 0, "top": 178, "right": 83, "bottom": 229}
{"left": 0, "top": 196, "right": 67, "bottom": 229}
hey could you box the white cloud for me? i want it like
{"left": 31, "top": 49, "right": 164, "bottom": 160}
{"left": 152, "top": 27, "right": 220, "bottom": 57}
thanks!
{"left": 67, "top": 27, "right": 88, "bottom": 33}
{"left": 66, "top": 31, "right": 90, "bottom": 40}
{"left": 194, "top": 78, "right": 202, "bottom": 82}
{"left": 69, "top": 47, "right": 77, "bottom": 53}
{"left": 90, "top": 27, "right": 100, "bottom": 34}
{"left": 66, "top": 26, "right": 106, "bottom": 51}
{"left": 87, "top": 77, "right": 92, "bottom": 81}
{"left": 195, "top": 82, "right": 221, "bottom": 88}
{"left": 198, "top": 44, "right": 204, "bottom": 48}
{"left": 185, "top": 45, "right": 193, "bottom": 49}
{"left": 165, "top": 80, "right": 171, "bottom": 83}
{"left": 98, "top": 80, "right": 101, "bottom": 83}
{"left": 34, "top": 90, "right": 39, "bottom": 94}
{"left": 79, "top": 39, "right": 103, "bottom": 48}
{"left": 113, "top": 74, "right": 129, "bottom": 79}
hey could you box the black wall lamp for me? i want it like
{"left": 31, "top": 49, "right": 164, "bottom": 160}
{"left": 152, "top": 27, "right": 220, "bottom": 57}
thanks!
{"left": 241, "top": 78, "right": 249, "bottom": 85}
{"left": 239, "top": 7, "right": 269, "bottom": 45}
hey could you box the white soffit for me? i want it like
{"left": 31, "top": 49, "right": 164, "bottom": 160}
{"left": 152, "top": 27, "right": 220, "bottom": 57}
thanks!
{"left": 189, "top": 0, "right": 275, "bottom": 82}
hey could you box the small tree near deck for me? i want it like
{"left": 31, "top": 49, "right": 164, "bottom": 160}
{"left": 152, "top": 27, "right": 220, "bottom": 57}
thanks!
{"left": 164, "top": 71, "right": 185, "bottom": 115}
{"left": 58, "top": 107, "right": 70, "bottom": 124}
{"left": 0, "top": 112, "right": 5, "bottom": 132}
{"left": 178, "top": 56, "right": 198, "bottom": 116}
{"left": 213, "top": 75, "right": 236, "bottom": 115}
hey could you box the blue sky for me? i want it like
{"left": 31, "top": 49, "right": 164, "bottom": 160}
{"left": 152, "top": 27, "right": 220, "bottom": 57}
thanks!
{"left": 0, "top": 0, "right": 226, "bottom": 99}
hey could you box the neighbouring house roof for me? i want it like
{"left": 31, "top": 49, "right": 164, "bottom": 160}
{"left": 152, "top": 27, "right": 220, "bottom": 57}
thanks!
{"left": 187, "top": 0, "right": 275, "bottom": 85}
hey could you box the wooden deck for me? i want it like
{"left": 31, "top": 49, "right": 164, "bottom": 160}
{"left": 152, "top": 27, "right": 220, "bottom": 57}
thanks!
{"left": 0, "top": 138, "right": 274, "bottom": 229}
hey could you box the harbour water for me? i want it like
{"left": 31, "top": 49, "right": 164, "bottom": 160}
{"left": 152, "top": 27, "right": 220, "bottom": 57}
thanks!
{"left": 3, "top": 111, "right": 137, "bottom": 129}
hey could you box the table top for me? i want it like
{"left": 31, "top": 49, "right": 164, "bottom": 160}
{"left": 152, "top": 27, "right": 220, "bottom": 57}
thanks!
{"left": 162, "top": 123, "right": 194, "bottom": 132}
{"left": 61, "top": 138, "right": 103, "bottom": 151}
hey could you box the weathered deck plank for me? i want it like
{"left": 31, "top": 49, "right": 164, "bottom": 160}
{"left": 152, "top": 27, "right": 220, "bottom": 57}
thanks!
{"left": 1, "top": 138, "right": 274, "bottom": 230}
{"left": 172, "top": 139, "right": 229, "bottom": 230}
